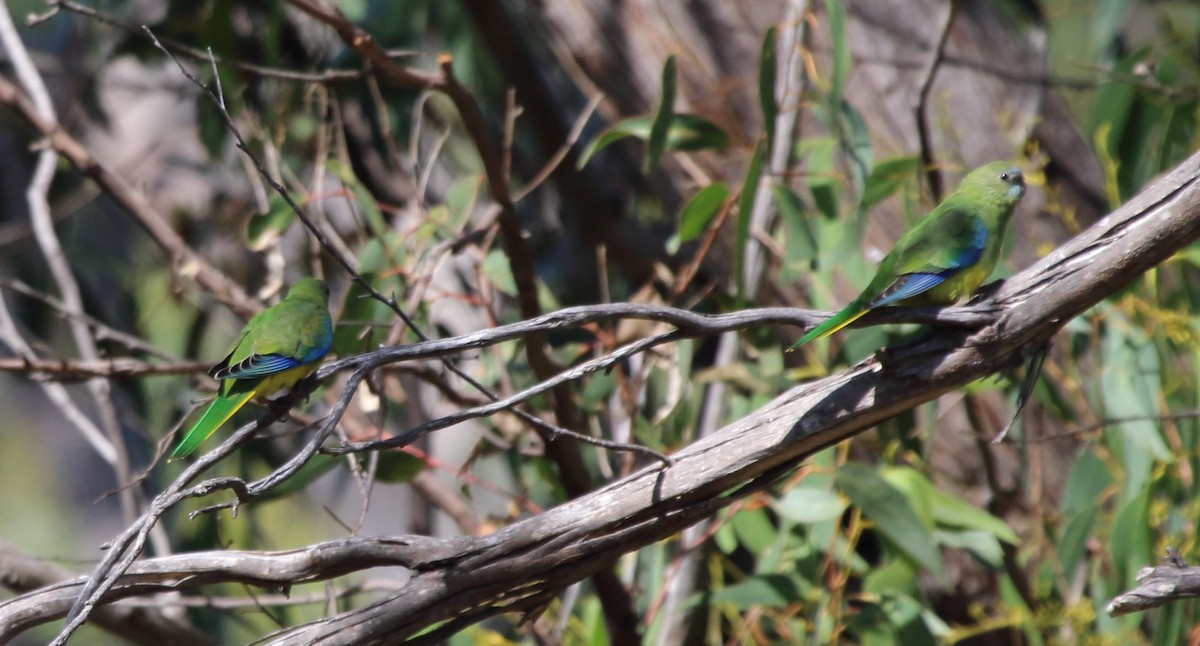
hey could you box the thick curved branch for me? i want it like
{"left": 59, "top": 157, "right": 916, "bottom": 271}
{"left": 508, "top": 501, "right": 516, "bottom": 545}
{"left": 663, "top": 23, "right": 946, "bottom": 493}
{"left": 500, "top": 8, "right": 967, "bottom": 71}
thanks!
{"left": 261, "top": 150, "right": 1200, "bottom": 642}
{"left": 0, "top": 540, "right": 211, "bottom": 646}
{"left": 0, "top": 536, "right": 451, "bottom": 640}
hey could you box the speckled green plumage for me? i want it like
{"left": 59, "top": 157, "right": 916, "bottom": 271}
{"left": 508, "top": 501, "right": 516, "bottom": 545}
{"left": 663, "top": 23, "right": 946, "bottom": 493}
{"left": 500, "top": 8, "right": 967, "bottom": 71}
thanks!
{"left": 170, "top": 278, "right": 333, "bottom": 460}
{"left": 792, "top": 162, "right": 1026, "bottom": 349}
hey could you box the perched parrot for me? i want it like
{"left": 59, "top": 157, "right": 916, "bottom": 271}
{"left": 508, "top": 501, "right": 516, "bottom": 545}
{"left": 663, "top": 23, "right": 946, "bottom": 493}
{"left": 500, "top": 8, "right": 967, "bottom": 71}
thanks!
{"left": 791, "top": 161, "right": 1026, "bottom": 349}
{"left": 170, "top": 277, "right": 333, "bottom": 460}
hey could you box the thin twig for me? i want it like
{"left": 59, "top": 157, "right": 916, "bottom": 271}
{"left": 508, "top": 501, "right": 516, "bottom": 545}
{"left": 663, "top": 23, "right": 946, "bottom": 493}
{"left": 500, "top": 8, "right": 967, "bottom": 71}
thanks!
{"left": 0, "top": 356, "right": 210, "bottom": 379}
{"left": 0, "top": 277, "right": 180, "bottom": 359}
{"left": 914, "top": 0, "right": 957, "bottom": 201}
{"left": 42, "top": 0, "right": 380, "bottom": 83}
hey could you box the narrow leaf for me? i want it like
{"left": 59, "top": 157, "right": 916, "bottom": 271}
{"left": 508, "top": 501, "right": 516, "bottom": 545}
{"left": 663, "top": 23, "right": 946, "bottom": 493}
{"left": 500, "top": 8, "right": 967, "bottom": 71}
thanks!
{"left": 679, "top": 182, "right": 729, "bottom": 243}
{"left": 577, "top": 113, "right": 729, "bottom": 170}
{"left": 759, "top": 26, "right": 778, "bottom": 148}
{"left": 645, "top": 55, "right": 677, "bottom": 173}
{"left": 836, "top": 463, "right": 944, "bottom": 577}
{"left": 735, "top": 139, "right": 766, "bottom": 303}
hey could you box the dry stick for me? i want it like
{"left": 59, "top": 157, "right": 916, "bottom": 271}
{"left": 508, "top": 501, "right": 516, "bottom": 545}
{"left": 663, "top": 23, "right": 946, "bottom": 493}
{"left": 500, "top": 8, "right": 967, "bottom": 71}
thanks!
{"left": 0, "top": 356, "right": 211, "bottom": 379}
{"left": 1107, "top": 548, "right": 1200, "bottom": 616}
{"left": 1, "top": 535, "right": 454, "bottom": 640}
{"left": 321, "top": 302, "right": 994, "bottom": 374}
{"left": 40, "top": 579, "right": 406, "bottom": 612}
{"left": 913, "top": 0, "right": 956, "bottom": 201}
{"left": 0, "top": 540, "right": 210, "bottom": 646}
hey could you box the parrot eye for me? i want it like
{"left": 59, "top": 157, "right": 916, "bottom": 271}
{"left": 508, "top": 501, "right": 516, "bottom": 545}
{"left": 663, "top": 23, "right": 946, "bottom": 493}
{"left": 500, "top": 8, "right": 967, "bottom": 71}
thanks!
{"left": 999, "top": 170, "right": 1023, "bottom": 185}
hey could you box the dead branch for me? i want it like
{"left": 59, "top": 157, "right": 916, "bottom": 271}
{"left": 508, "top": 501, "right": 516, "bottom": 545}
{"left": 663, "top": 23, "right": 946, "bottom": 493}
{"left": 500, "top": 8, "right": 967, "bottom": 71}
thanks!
{"left": 1107, "top": 549, "right": 1200, "bottom": 616}
{"left": 0, "top": 536, "right": 451, "bottom": 641}
{"left": 0, "top": 357, "right": 210, "bottom": 379}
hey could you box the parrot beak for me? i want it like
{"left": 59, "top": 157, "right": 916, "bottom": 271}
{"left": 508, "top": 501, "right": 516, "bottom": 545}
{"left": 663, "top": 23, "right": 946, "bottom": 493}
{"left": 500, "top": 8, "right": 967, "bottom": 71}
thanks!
{"left": 1002, "top": 167, "right": 1025, "bottom": 199}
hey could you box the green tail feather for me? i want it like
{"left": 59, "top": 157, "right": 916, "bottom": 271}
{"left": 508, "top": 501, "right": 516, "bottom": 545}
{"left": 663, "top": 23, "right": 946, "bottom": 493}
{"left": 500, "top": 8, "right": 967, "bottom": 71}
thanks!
{"left": 169, "top": 387, "right": 256, "bottom": 460}
{"left": 789, "top": 302, "right": 869, "bottom": 351}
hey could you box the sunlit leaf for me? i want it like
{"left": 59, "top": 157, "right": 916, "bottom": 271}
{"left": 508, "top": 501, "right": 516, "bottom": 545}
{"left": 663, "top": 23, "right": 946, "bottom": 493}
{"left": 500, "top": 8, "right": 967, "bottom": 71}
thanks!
{"left": 836, "top": 463, "right": 944, "bottom": 577}
{"left": 678, "top": 182, "right": 729, "bottom": 243}
{"left": 735, "top": 139, "right": 766, "bottom": 303}
{"left": 577, "top": 113, "right": 731, "bottom": 169}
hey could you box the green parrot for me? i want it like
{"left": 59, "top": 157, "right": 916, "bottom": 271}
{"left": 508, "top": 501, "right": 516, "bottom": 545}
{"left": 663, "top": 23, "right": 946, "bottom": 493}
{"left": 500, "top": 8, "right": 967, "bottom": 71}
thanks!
{"left": 170, "top": 277, "right": 333, "bottom": 460}
{"left": 791, "top": 161, "right": 1026, "bottom": 349}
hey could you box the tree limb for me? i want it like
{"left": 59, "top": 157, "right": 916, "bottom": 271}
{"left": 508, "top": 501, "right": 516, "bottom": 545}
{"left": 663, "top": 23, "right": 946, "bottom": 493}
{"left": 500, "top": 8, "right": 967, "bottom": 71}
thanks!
{"left": 1106, "top": 549, "right": 1200, "bottom": 616}
{"left": 264, "top": 150, "right": 1200, "bottom": 643}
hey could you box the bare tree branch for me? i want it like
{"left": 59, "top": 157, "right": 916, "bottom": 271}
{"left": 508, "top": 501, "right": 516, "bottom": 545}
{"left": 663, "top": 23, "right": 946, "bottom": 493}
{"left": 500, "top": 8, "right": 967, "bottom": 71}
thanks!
{"left": 914, "top": 0, "right": 957, "bottom": 199}
{"left": 0, "top": 356, "right": 210, "bottom": 379}
{"left": 0, "top": 536, "right": 450, "bottom": 642}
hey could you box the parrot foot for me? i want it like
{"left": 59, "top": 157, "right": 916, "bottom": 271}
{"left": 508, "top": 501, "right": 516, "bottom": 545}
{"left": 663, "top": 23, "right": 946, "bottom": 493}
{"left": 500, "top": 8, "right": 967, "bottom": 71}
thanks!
{"left": 969, "top": 278, "right": 1006, "bottom": 302}
{"left": 267, "top": 395, "right": 294, "bottom": 420}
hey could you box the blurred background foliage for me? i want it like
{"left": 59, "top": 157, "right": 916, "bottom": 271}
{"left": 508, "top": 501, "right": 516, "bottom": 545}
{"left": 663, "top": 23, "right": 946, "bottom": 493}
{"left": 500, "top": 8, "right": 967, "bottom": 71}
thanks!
{"left": 0, "top": 0, "right": 1198, "bottom": 644}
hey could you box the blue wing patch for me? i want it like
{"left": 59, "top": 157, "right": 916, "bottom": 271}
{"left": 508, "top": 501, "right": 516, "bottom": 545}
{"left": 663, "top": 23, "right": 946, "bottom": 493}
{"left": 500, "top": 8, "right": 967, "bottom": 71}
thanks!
{"left": 869, "top": 272, "right": 948, "bottom": 308}
{"left": 944, "top": 218, "right": 988, "bottom": 270}
{"left": 868, "top": 218, "right": 990, "bottom": 308}
{"left": 212, "top": 354, "right": 303, "bottom": 380}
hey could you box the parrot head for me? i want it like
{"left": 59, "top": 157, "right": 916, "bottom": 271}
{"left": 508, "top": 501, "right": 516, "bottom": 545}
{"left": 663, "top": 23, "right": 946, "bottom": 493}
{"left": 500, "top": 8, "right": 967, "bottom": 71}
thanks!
{"left": 286, "top": 277, "right": 330, "bottom": 305}
{"left": 958, "top": 161, "right": 1026, "bottom": 211}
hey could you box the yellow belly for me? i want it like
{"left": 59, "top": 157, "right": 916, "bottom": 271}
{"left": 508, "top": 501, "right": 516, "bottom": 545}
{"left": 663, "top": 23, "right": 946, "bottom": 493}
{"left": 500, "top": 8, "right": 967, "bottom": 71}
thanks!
{"left": 909, "top": 264, "right": 990, "bottom": 305}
